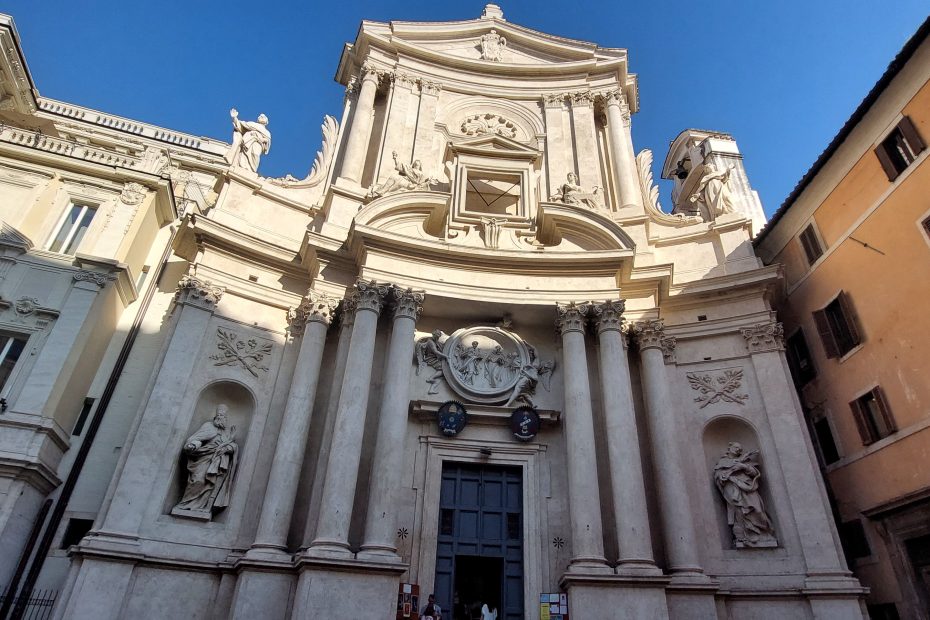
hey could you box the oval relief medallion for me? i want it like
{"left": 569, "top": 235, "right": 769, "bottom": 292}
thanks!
{"left": 442, "top": 326, "right": 531, "bottom": 404}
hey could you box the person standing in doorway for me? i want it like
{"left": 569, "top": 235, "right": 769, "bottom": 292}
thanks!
{"left": 422, "top": 593, "right": 442, "bottom": 620}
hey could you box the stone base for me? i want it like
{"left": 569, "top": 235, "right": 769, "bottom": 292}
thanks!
{"left": 560, "top": 571, "right": 671, "bottom": 620}
{"left": 169, "top": 506, "right": 212, "bottom": 520}
{"left": 291, "top": 556, "right": 407, "bottom": 619}
{"left": 665, "top": 589, "right": 719, "bottom": 620}
{"left": 231, "top": 568, "right": 296, "bottom": 619}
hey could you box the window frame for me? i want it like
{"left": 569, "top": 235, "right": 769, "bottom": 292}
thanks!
{"left": 45, "top": 200, "right": 98, "bottom": 255}
{"left": 812, "top": 291, "right": 862, "bottom": 359}
{"left": 786, "top": 327, "right": 817, "bottom": 386}
{"left": 0, "top": 332, "right": 30, "bottom": 397}
{"left": 849, "top": 385, "right": 896, "bottom": 446}
{"left": 798, "top": 222, "right": 825, "bottom": 266}
{"left": 875, "top": 115, "right": 926, "bottom": 181}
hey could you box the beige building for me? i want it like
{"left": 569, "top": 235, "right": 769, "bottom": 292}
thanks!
{"left": 0, "top": 7, "right": 867, "bottom": 619}
{"left": 755, "top": 17, "right": 930, "bottom": 620}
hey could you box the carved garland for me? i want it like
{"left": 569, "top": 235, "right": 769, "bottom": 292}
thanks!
{"left": 210, "top": 328, "right": 273, "bottom": 377}
{"left": 686, "top": 369, "right": 749, "bottom": 408}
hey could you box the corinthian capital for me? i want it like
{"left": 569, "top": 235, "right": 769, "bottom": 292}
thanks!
{"left": 288, "top": 290, "right": 339, "bottom": 335}
{"left": 591, "top": 300, "right": 626, "bottom": 334}
{"left": 351, "top": 279, "right": 391, "bottom": 315}
{"left": 556, "top": 302, "right": 590, "bottom": 335}
{"left": 391, "top": 286, "right": 425, "bottom": 321}
{"left": 175, "top": 275, "right": 224, "bottom": 310}
{"left": 741, "top": 322, "right": 785, "bottom": 353}
{"left": 631, "top": 319, "right": 677, "bottom": 363}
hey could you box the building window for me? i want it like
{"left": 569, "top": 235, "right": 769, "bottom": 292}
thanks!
{"left": 866, "top": 603, "right": 900, "bottom": 620}
{"left": 72, "top": 398, "right": 96, "bottom": 436}
{"left": 786, "top": 329, "right": 817, "bottom": 386}
{"left": 850, "top": 386, "right": 896, "bottom": 445}
{"left": 813, "top": 417, "right": 840, "bottom": 465}
{"left": 839, "top": 519, "right": 871, "bottom": 563}
{"left": 875, "top": 116, "right": 925, "bottom": 181}
{"left": 923, "top": 215, "right": 930, "bottom": 239}
{"left": 798, "top": 224, "right": 824, "bottom": 266}
{"left": 0, "top": 334, "right": 28, "bottom": 393}
{"left": 47, "top": 202, "right": 97, "bottom": 254}
{"left": 812, "top": 292, "right": 861, "bottom": 358}
{"left": 464, "top": 171, "right": 522, "bottom": 217}
{"left": 60, "top": 518, "right": 94, "bottom": 549}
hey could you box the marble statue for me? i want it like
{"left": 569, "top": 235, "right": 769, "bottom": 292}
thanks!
{"left": 415, "top": 330, "right": 449, "bottom": 395}
{"left": 454, "top": 340, "right": 483, "bottom": 385}
{"left": 366, "top": 151, "right": 437, "bottom": 200}
{"left": 713, "top": 442, "right": 777, "bottom": 548}
{"left": 228, "top": 108, "right": 271, "bottom": 173}
{"left": 508, "top": 345, "right": 555, "bottom": 406}
{"left": 479, "top": 30, "right": 506, "bottom": 61}
{"left": 551, "top": 172, "right": 602, "bottom": 209}
{"left": 689, "top": 162, "right": 735, "bottom": 216}
{"left": 172, "top": 404, "right": 239, "bottom": 519}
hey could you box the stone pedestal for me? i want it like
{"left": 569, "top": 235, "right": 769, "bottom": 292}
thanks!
{"left": 561, "top": 573, "right": 671, "bottom": 620}
{"left": 291, "top": 558, "right": 405, "bottom": 620}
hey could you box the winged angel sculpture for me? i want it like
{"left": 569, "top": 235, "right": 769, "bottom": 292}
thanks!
{"left": 415, "top": 330, "right": 449, "bottom": 395}
{"left": 507, "top": 344, "right": 555, "bottom": 407}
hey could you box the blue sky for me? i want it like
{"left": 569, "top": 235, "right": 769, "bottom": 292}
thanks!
{"left": 5, "top": 1, "right": 928, "bottom": 215}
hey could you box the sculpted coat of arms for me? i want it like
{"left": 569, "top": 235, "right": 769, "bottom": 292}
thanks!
{"left": 415, "top": 326, "right": 554, "bottom": 406}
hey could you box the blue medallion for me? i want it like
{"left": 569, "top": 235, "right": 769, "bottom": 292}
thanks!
{"left": 437, "top": 400, "right": 468, "bottom": 436}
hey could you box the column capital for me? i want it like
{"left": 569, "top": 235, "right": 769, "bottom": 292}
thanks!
{"left": 542, "top": 93, "right": 566, "bottom": 108}
{"left": 351, "top": 279, "right": 390, "bottom": 315}
{"left": 338, "top": 297, "right": 357, "bottom": 330}
{"left": 631, "top": 319, "right": 677, "bottom": 363}
{"left": 390, "top": 286, "right": 425, "bottom": 321}
{"left": 591, "top": 299, "right": 626, "bottom": 334}
{"left": 604, "top": 89, "right": 631, "bottom": 127}
{"left": 556, "top": 301, "right": 590, "bottom": 335}
{"left": 288, "top": 290, "right": 339, "bottom": 335}
{"left": 344, "top": 76, "right": 359, "bottom": 102}
{"left": 174, "top": 275, "right": 224, "bottom": 310}
{"left": 569, "top": 91, "right": 595, "bottom": 107}
{"left": 72, "top": 269, "right": 115, "bottom": 289}
{"left": 419, "top": 79, "right": 442, "bottom": 96}
{"left": 359, "top": 62, "right": 382, "bottom": 84}
{"left": 741, "top": 321, "right": 785, "bottom": 353}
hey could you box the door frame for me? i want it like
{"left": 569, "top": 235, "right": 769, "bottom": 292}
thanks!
{"left": 412, "top": 436, "right": 548, "bottom": 619}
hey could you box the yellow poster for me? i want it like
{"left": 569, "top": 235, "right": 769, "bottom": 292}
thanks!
{"left": 540, "top": 603, "right": 551, "bottom": 620}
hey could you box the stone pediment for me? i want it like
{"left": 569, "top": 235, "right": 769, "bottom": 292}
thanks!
{"left": 446, "top": 134, "right": 540, "bottom": 160}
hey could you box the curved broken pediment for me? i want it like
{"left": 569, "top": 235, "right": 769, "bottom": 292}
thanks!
{"left": 536, "top": 202, "right": 636, "bottom": 252}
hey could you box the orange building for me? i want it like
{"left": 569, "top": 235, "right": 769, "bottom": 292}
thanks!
{"left": 755, "top": 17, "right": 930, "bottom": 620}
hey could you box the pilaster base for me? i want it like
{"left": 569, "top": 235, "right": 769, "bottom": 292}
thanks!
{"left": 560, "top": 571, "right": 671, "bottom": 619}
{"left": 665, "top": 579, "right": 719, "bottom": 620}
{"left": 291, "top": 556, "right": 407, "bottom": 619}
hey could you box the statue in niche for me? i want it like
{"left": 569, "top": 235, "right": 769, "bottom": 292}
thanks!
{"left": 689, "top": 162, "right": 736, "bottom": 216}
{"left": 228, "top": 108, "right": 271, "bottom": 173}
{"left": 479, "top": 29, "right": 507, "bottom": 61}
{"left": 366, "top": 151, "right": 438, "bottom": 200}
{"left": 172, "top": 404, "right": 239, "bottom": 519}
{"left": 415, "top": 330, "right": 449, "bottom": 395}
{"left": 713, "top": 442, "right": 777, "bottom": 548}
{"left": 551, "top": 172, "right": 603, "bottom": 210}
{"left": 507, "top": 345, "right": 555, "bottom": 406}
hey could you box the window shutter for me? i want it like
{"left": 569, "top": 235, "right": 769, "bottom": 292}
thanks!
{"left": 813, "top": 309, "right": 840, "bottom": 358}
{"left": 849, "top": 398, "right": 875, "bottom": 445}
{"left": 899, "top": 115, "right": 926, "bottom": 154}
{"left": 837, "top": 291, "right": 862, "bottom": 347}
{"left": 874, "top": 142, "right": 900, "bottom": 181}
{"left": 799, "top": 225, "right": 823, "bottom": 265}
{"left": 872, "top": 386, "right": 897, "bottom": 434}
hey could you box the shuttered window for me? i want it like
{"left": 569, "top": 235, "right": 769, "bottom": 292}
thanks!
{"left": 850, "top": 386, "right": 896, "bottom": 445}
{"left": 875, "top": 116, "right": 926, "bottom": 181}
{"left": 799, "top": 224, "right": 824, "bottom": 266}
{"left": 812, "top": 292, "right": 862, "bottom": 358}
{"left": 786, "top": 329, "right": 817, "bottom": 386}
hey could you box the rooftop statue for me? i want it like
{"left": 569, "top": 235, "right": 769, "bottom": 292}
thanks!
{"left": 551, "top": 172, "right": 603, "bottom": 210}
{"left": 228, "top": 108, "right": 271, "bottom": 173}
{"left": 689, "top": 161, "right": 736, "bottom": 216}
{"left": 366, "top": 151, "right": 438, "bottom": 200}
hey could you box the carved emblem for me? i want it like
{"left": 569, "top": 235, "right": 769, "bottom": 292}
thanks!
{"left": 210, "top": 328, "right": 273, "bottom": 377}
{"left": 479, "top": 29, "right": 507, "bottom": 61}
{"left": 13, "top": 296, "right": 38, "bottom": 316}
{"left": 510, "top": 406, "right": 540, "bottom": 441}
{"left": 437, "top": 400, "right": 468, "bottom": 437}
{"left": 119, "top": 182, "right": 146, "bottom": 206}
{"left": 460, "top": 113, "right": 518, "bottom": 139}
{"left": 687, "top": 369, "right": 748, "bottom": 408}
{"left": 415, "top": 326, "right": 554, "bottom": 406}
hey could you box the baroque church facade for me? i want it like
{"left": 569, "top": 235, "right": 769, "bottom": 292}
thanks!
{"left": 0, "top": 6, "right": 868, "bottom": 619}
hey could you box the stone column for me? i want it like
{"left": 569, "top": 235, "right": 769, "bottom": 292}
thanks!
{"left": 359, "top": 286, "right": 424, "bottom": 560}
{"left": 604, "top": 90, "right": 641, "bottom": 210}
{"left": 591, "top": 301, "right": 660, "bottom": 575}
{"left": 248, "top": 291, "right": 337, "bottom": 556}
{"left": 306, "top": 279, "right": 389, "bottom": 557}
{"left": 631, "top": 320, "right": 706, "bottom": 581}
{"left": 340, "top": 65, "right": 380, "bottom": 184}
{"left": 542, "top": 94, "right": 570, "bottom": 199}
{"left": 556, "top": 302, "right": 610, "bottom": 572}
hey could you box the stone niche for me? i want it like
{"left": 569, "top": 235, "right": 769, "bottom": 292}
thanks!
{"left": 164, "top": 380, "right": 254, "bottom": 523}
{"left": 702, "top": 415, "right": 779, "bottom": 550}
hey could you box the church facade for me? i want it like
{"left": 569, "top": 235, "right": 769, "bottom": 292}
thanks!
{"left": 0, "top": 6, "right": 867, "bottom": 619}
